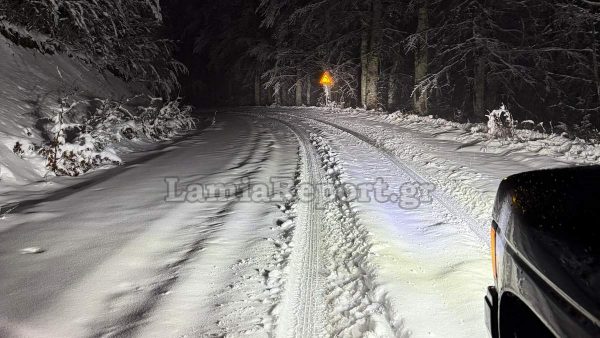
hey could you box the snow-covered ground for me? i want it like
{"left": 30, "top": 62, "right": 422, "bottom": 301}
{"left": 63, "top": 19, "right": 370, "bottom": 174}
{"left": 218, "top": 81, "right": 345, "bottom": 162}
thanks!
{"left": 0, "top": 33, "right": 129, "bottom": 207}
{"left": 281, "top": 107, "right": 600, "bottom": 234}
{"left": 0, "top": 34, "right": 198, "bottom": 212}
{"left": 1, "top": 106, "right": 598, "bottom": 337}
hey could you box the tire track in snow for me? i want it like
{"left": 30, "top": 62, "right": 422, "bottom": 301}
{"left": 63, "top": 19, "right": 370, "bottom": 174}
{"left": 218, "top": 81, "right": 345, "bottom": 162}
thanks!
{"left": 308, "top": 132, "right": 406, "bottom": 337}
{"left": 264, "top": 115, "right": 405, "bottom": 337}
{"left": 86, "top": 125, "right": 274, "bottom": 338}
{"left": 88, "top": 208, "right": 232, "bottom": 338}
{"left": 270, "top": 117, "right": 325, "bottom": 338}
{"left": 185, "top": 118, "right": 299, "bottom": 336}
{"left": 275, "top": 111, "right": 488, "bottom": 244}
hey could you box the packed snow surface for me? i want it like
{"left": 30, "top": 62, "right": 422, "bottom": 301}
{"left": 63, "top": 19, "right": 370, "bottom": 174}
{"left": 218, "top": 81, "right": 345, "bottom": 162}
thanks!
{"left": 1, "top": 107, "right": 598, "bottom": 337}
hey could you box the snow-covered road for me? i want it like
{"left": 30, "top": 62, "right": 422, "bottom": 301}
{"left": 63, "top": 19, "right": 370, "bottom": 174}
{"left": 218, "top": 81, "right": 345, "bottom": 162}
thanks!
{"left": 1, "top": 109, "right": 499, "bottom": 337}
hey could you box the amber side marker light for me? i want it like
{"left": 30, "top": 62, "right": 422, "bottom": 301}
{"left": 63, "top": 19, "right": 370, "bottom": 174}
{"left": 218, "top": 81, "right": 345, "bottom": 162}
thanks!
{"left": 491, "top": 222, "right": 498, "bottom": 281}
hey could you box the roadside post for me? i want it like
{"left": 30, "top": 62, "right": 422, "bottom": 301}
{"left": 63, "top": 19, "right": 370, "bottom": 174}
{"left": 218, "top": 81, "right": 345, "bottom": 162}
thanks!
{"left": 319, "top": 71, "right": 334, "bottom": 106}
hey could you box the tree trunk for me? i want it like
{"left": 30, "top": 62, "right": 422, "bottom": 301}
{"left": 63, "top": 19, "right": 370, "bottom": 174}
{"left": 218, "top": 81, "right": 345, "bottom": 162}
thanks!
{"left": 306, "top": 77, "right": 311, "bottom": 106}
{"left": 473, "top": 55, "right": 486, "bottom": 119}
{"left": 228, "top": 77, "right": 234, "bottom": 104}
{"left": 387, "top": 61, "right": 399, "bottom": 110}
{"left": 360, "top": 29, "right": 369, "bottom": 108}
{"left": 267, "top": 86, "right": 272, "bottom": 105}
{"left": 295, "top": 72, "right": 303, "bottom": 106}
{"left": 274, "top": 82, "right": 281, "bottom": 106}
{"left": 282, "top": 83, "right": 288, "bottom": 106}
{"left": 365, "top": 0, "right": 382, "bottom": 110}
{"left": 413, "top": 0, "right": 429, "bottom": 114}
{"left": 254, "top": 73, "right": 261, "bottom": 106}
{"left": 593, "top": 25, "right": 600, "bottom": 103}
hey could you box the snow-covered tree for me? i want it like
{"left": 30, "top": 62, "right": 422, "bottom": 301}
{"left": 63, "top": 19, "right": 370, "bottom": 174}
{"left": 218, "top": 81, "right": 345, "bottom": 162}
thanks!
{"left": 0, "top": 0, "right": 185, "bottom": 98}
{"left": 165, "top": 0, "right": 600, "bottom": 132}
{"left": 407, "top": 0, "right": 600, "bottom": 124}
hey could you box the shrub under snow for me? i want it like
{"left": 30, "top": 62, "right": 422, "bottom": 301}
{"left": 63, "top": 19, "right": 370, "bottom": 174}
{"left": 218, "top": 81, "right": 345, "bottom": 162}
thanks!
{"left": 487, "top": 104, "right": 515, "bottom": 138}
{"left": 30, "top": 95, "right": 196, "bottom": 176}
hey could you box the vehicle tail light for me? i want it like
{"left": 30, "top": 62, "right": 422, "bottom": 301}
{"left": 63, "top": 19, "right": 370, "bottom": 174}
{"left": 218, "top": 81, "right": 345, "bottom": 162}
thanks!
{"left": 491, "top": 222, "right": 498, "bottom": 281}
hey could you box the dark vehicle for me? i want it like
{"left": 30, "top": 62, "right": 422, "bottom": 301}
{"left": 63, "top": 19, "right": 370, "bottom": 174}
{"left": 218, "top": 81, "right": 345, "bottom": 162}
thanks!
{"left": 485, "top": 166, "right": 600, "bottom": 337}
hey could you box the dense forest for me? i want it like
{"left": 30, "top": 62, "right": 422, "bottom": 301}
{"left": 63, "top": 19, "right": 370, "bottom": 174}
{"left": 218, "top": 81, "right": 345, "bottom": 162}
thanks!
{"left": 166, "top": 0, "right": 600, "bottom": 133}
{"left": 2, "top": 0, "right": 600, "bottom": 133}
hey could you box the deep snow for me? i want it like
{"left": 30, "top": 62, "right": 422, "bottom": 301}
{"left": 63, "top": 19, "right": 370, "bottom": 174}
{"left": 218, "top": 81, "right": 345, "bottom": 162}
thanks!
{"left": 0, "top": 34, "right": 132, "bottom": 181}
{"left": 1, "top": 106, "right": 598, "bottom": 338}
{"left": 0, "top": 34, "right": 198, "bottom": 214}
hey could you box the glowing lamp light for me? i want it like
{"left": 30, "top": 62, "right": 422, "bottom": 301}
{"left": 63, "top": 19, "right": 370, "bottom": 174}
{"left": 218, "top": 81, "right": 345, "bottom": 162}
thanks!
{"left": 319, "top": 71, "right": 334, "bottom": 86}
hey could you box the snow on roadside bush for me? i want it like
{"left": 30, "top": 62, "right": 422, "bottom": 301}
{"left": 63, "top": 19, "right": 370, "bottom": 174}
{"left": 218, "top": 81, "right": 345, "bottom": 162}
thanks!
{"left": 25, "top": 95, "right": 196, "bottom": 176}
{"left": 486, "top": 104, "right": 515, "bottom": 138}
{"left": 314, "top": 106, "right": 600, "bottom": 163}
{"left": 409, "top": 114, "right": 597, "bottom": 162}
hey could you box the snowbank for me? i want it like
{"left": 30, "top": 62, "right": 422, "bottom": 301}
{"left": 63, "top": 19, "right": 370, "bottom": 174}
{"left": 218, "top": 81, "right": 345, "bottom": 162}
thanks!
{"left": 0, "top": 34, "right": 132, "bottom": 182}
{"left": 0, "top": 35, "right": 196, "bottom": 207}
{"left": 382, "top": 110, "right": 600, "bottom": 164}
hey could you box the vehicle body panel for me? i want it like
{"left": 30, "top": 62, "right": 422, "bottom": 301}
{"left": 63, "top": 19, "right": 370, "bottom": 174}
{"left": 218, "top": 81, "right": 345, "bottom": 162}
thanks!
{"left": 486, "top": 166, "right": 600, "bottom": 337}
